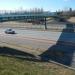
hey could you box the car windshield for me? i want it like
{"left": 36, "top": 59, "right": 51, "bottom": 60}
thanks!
{"left": 8, "top": 29, "right": 12, "bottom": 31}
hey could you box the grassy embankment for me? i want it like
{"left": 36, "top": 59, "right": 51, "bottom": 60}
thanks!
{"left": 0, "top": 47, "right": 75, "bottom": 75}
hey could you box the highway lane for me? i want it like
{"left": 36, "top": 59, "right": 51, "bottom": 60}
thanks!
{"left": 0, "top": 28, "right": 75, "bottom": 54}
{"left": 1, "top": 28, "right": 75, "bottom": 42}
{"left": 0, "top": 32, "right": 55, "bottom": 55}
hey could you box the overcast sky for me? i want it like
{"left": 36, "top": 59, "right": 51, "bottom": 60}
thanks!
{"left": 0, "top": 0, "right": 74, "bottom": 11}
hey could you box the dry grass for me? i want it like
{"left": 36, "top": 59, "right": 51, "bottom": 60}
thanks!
{"left": 67, "top": 17, "right": 75, "bottom": 23}
{"left": 0, "top": 55, "right": 75, "bottom": 75}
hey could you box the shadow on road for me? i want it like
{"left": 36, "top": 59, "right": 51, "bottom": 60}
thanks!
{"left": 40, "top": 21, "right": 75, "bottom": 66}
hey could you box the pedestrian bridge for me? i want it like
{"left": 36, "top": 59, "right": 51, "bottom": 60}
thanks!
{"left": 0, "top": 12, "right": 60, "bottom": 30}
{"left": 0, "top": 12, "right": 57, "bottom": 22}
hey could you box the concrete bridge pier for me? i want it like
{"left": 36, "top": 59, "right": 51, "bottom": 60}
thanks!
{"left": 44, "top": 17, "right": 47, "bottom": 30}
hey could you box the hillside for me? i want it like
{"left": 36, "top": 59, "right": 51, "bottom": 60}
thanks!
{"left": 0, "top": 53, "right": 75, "bottom": 75}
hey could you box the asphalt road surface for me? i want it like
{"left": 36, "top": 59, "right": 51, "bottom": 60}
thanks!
{"left": 0, "top": 28, "right": 75, "bottom": 54}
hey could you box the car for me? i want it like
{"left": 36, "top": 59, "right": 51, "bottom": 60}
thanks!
{"left": 5, "top": 28, "right": 15, "bottom": 34}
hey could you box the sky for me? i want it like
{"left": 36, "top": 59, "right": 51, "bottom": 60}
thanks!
{"left": 0, "top": 0, "right": 75, "bottom": 12}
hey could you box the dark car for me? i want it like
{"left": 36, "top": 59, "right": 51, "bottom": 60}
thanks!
{"left": 5, "top": 28, "right": 15, "bottom": 34}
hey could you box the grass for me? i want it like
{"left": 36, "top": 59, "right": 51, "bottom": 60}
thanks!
{"left": 0, "top": 55, "right": 75, "bottom": 75}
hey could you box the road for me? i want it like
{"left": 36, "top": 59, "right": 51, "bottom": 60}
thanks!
{"left": 0, "top": 28, "right": 75, "bottom": 53}
{"left": 0, "top": 28, "right": 58, "bottom": 55}
{"left": 0, "top": 28, "right": 75, "bottom": 68}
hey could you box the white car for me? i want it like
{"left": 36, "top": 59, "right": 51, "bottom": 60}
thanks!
{"left": 5, "top": 28, "right": 15, "bottom": 34}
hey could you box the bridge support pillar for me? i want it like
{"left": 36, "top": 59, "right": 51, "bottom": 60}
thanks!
{"left": 44, "top": 17, "right": 47, "bottom": 30}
